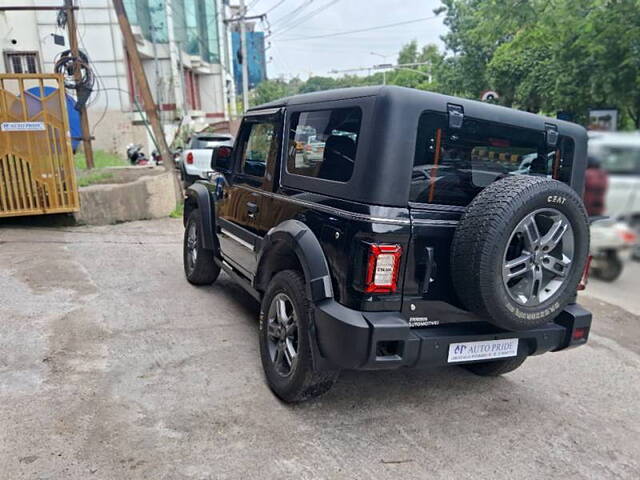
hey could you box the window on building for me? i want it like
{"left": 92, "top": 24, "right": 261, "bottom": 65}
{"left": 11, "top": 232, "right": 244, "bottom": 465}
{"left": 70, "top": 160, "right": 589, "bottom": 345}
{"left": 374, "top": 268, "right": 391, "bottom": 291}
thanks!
{"left": 287, "top": 108, "right": 362, "bottom": 183}
{"left": 5, "top": 52, "right": 40, "bottom": 74}
{"left": 183, "top": 69, "right": 201, "bottom": 111}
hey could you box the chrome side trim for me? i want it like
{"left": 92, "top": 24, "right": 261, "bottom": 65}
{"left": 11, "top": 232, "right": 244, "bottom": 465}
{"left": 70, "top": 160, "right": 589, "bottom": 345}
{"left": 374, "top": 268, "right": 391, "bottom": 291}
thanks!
{"left": 411, "top": 219, "right": 459, "bottom": 226}
{"left": 271, "top": 192, "right": 412, "bottom": 226}
{"left": 220, "top": 228, "right": 255, "bottom": 251}
{"left": 408, "top": 202, "right": 466, "bottom": 213}
{"left": 234, "top": 186, "right": 457, "bottom": 226}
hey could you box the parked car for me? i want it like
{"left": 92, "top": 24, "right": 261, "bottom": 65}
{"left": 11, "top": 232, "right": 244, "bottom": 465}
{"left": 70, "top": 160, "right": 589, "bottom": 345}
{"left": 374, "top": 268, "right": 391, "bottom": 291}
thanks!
{"left": 180, "top": 133, "right": 234, "bottom": 187}
{"left": 588, "top": 131, "right": 640, "bottom": 260}
{"left": 182, "top": 86, "right": 592, "bottom": 403}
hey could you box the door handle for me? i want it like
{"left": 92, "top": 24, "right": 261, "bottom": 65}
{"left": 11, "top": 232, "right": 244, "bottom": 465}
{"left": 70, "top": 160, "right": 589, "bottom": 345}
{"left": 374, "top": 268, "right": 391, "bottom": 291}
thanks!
{"left": 247, "top": 201, "right": 259, "bottom": 217}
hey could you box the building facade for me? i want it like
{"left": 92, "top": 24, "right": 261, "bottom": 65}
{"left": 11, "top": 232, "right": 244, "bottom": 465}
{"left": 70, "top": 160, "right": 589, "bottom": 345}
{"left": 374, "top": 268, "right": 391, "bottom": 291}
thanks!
{"left": 0, "top": 0, "right": 235, "bottom": 154}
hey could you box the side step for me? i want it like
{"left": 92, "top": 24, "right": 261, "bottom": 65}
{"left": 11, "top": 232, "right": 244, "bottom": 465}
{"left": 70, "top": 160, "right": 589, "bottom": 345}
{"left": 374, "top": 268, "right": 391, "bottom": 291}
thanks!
{"left": 214, "top": 258, "right": 262, "bottom": 301}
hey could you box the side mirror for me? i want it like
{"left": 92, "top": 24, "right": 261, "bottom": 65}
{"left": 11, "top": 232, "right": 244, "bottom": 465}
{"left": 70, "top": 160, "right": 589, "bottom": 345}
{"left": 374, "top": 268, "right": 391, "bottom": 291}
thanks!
{"left": 211, "top": 146, "right": 233, "bottom": 170}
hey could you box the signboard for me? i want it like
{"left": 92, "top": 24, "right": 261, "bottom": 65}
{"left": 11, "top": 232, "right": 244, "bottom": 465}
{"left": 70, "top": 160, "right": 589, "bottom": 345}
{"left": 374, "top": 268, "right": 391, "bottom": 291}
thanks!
{"left": 1, "top": 122, "right": 46, "bottom": 132}
{"left": 588, "top": 108, "right": 618, "bottom": 132}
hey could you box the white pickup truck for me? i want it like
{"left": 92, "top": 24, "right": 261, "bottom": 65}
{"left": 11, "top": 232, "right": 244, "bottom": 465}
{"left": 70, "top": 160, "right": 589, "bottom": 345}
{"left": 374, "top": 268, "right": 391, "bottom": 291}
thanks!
{"left": 180, "top": 133, "right": 234, "bottom": 187}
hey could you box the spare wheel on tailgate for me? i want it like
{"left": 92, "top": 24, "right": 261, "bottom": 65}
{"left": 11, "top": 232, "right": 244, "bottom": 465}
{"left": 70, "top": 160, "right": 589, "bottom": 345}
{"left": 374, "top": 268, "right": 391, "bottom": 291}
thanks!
{"left": 450, "top": 175, "right": 589, "bottom": 331}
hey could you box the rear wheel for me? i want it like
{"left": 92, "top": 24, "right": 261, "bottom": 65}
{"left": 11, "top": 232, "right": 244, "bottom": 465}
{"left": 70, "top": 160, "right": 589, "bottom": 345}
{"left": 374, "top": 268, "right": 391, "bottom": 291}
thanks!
{"left": 183, "top": 209, "right": 220, "bottom": 285}
{"left": 463, "top": 356, "right": 526, "bottom": 377}
{"left": 259, "top": 270, "right": 339, "bottom": 403}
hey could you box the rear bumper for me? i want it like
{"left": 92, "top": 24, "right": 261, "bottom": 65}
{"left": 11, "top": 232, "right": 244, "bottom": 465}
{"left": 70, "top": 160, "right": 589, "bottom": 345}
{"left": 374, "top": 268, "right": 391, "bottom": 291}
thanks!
{"left": 313, "top": 301, "right": 592, "bottom": 370}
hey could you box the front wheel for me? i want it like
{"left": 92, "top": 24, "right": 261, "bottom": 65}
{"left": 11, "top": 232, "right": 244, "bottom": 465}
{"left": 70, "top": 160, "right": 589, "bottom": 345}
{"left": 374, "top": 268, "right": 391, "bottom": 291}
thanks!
{"left": 462, "top": 356, "right": 527, "bottom": 376}
{"left": 259, "top": 270, "right": 339, "bottom": 403}
{"left": 183, "top": 209, "right": 220, "bottom": 285}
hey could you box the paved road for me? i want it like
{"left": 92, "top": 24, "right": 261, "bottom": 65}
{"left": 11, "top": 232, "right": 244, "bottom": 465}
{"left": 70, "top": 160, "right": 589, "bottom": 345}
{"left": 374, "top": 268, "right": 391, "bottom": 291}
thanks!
{"left": 1, "top": 218, "right": 639, "bottom": 480}
{"left": 581, "top": 259, "right": 640, "bottom": 315}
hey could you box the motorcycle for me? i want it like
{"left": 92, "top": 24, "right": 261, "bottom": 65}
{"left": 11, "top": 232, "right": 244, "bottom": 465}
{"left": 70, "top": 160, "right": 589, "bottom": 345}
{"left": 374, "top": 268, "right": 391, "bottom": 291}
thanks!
{"left": 126, "top": 143, "right": 150, "bottom": 165}
{"left": 589, "top": 219, "right": 637, "bottom": 282}
{"left": 151, "top": 149, "right": 163, "bottom": 166}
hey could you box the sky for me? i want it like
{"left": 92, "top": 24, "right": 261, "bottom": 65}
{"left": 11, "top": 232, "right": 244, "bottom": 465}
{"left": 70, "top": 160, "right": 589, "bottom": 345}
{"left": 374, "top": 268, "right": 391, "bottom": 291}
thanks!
{"left": 245, "top": 0, "right": 448, "bottom": 80}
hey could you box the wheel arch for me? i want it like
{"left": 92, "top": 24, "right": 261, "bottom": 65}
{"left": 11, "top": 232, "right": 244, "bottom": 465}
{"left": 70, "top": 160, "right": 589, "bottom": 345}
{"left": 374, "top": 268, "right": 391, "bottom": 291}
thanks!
{"left": 255, "top": 220, "right": 333, "bottom": 303}
{"left": 184, "top": 182, "right": 217, "bottom": 251}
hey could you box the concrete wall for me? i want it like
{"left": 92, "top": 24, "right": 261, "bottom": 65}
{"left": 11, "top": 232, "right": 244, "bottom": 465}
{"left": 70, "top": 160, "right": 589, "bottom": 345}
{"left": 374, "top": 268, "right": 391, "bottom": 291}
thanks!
{"left": 74, "top": 169, "right": 178, "bottom": 225}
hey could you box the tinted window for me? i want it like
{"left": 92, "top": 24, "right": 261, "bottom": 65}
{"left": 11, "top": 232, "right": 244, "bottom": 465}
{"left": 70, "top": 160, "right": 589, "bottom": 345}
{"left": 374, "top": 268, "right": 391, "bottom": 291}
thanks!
{"left": 411, "top": 112, "right": 574, "bottom": 206}
{"left": 239, "top": 122, "right": 277, "bottom": 178}
{"left": 190, "top": 136, "right": 232, "bottom": 149}
{"left": 287, "top": 107, "right": 361, "bottom": 182}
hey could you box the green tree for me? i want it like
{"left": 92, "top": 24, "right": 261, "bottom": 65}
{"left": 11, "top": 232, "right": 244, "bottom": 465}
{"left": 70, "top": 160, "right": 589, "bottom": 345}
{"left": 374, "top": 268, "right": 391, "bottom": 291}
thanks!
{"left": 251, "top": 78, "right": 298, "bottom": 107}
{"left": 437, "top": 0, "right": 640, "bottom": 128}
{"left": 371, "top": 41, "right": 444, "bottom": 91}
{"left": 298, "top": 76, "right": 339, "bottom": 93}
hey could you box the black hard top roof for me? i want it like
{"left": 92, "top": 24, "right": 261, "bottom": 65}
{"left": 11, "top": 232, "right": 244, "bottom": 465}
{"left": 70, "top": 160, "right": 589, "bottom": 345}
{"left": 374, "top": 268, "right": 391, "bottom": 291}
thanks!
{"left": 247, "top": 85, "right": 587, "bottom": 207}
{"left": 249, "top": 85, "right": 382, "bottom": 110}
{"left": 248, "top": 85, "right": 583, "bottom": 136}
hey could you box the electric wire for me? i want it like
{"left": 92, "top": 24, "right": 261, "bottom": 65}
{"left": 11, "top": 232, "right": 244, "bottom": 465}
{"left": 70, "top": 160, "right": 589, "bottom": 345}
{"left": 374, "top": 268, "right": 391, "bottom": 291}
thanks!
{"left": 268, "top": 0, "right": 341, "bottom": 39}
{"left": 263, "top": 0, "right": 288, "bottom": 15}
{"left": 276, "top": 15, "right": 440, "bottom": 41}
{"left": 268, "top": 0, "right": 314, "bottom": 29}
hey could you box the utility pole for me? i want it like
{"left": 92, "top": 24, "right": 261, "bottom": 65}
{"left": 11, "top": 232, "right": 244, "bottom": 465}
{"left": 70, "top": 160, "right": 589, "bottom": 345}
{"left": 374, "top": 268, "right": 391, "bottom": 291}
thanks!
{"left": 111, "top": 0, "right": 172, "bottom": 168}
{"left": 239, "top": 0, "right": 250, "bottom": 112}
{"left": 65, "top": 0, "right": 95, "bottom": 169}
{"left": 218, "top": 0, "right": 236, "bottom": 120}
{"left": 165, "top": 0, "right": 185, "bottom": 119}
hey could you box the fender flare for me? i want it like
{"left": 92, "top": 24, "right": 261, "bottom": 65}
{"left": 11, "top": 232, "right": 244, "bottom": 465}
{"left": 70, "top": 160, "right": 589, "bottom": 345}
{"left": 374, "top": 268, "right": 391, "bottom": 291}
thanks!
{"left": 255, "top": 220, "right": 333, "bottom": 302}
{"left": 184, "top": 182, "right": 217, "bottom": 251}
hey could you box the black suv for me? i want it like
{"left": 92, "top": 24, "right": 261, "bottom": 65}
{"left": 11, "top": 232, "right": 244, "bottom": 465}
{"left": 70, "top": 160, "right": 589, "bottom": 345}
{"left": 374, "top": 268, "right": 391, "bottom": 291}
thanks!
{"left": 183, "top": 86, "right": 592, "bottom": 403}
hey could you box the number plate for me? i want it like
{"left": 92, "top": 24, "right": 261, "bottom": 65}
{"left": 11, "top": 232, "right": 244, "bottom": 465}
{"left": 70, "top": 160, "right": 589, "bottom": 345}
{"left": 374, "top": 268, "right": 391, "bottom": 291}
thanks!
{"left": 447, "top": 338, "right": 519, "bottom": 363}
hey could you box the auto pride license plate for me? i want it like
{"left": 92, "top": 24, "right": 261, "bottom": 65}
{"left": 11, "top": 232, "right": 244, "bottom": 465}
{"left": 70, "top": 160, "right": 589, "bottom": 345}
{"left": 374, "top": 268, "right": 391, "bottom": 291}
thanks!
{"left": 447, "top": 338, "right": 519, "bottom": 363}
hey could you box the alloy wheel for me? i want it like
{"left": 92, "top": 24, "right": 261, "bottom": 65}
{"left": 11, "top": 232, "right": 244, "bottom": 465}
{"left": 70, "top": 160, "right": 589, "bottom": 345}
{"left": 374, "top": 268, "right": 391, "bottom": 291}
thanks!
{"left": 186, "top": 221, "right": 198, "bottom": 269}
{"left": 502, "top": 208, "right": 575, "bottom": 306}
{"left": 266, "top": 293, "right": 299, "bottom": 377}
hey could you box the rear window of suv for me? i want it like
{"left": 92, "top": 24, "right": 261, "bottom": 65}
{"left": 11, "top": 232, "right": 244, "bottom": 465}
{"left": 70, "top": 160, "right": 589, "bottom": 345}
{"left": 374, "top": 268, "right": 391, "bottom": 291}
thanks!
{"left": 411, "top": 112, "right": 574, "bottom": 206}
{"left": 287, "top": 107, "right": 361, "bottom": 183}
{"left": 190, "top": 136, "right": 232, "bottom": 149}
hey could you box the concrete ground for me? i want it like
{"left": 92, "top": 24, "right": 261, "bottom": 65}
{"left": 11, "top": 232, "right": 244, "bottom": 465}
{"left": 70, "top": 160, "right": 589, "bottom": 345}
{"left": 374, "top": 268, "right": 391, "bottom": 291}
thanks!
{"left": 0, "top": 218, "right": 639, "bottom": 480}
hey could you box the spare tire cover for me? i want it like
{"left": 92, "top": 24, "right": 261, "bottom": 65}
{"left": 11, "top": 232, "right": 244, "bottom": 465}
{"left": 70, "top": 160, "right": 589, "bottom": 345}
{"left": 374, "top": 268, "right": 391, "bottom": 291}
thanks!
{"left": 450, "top": 175, "right": 589, "bottom": 331}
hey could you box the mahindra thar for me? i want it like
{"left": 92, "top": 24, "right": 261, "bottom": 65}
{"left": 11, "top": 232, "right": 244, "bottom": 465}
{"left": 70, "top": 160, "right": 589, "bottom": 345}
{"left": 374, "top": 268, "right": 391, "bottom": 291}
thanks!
{"left": 182, "top": 86, "right": 592, "bottom": 402}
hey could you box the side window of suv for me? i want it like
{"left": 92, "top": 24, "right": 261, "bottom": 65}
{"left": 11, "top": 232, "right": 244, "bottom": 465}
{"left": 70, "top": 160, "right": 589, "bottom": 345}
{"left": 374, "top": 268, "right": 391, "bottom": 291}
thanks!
{"left": 287, "top": 107, "right": 362, "bottom": 182}
{"left": 239, "top": 121, "right": 278, "bottom": 178}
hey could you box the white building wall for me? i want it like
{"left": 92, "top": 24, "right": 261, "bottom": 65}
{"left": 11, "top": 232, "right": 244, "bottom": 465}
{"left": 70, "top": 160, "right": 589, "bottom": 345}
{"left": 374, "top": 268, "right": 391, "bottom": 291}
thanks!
{"left": 1, "top": 0, "right": 228, "bottom": 155}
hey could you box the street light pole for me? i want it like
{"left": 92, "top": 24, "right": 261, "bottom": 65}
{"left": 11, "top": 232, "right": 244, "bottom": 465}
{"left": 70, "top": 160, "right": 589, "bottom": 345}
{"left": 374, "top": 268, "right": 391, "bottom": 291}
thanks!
{"left": 370, "top": 52, "right": 389, "bottom": 85}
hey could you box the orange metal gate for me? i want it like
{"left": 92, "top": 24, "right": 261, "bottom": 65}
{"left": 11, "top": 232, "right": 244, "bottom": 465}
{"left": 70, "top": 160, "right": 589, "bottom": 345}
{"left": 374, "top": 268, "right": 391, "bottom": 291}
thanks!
{"left": 0, "top": 74, "right": 79, "bottom": 218}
